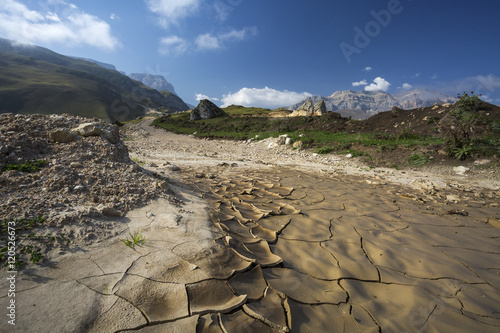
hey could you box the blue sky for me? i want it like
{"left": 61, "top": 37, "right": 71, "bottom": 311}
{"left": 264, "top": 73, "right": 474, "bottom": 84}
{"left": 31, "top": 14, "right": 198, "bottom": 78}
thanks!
{"left": 1, "top": 0, "right": 499, "bottom": 107}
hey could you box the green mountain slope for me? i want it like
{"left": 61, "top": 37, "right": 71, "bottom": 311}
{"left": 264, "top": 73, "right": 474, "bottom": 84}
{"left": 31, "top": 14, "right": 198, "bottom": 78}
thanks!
{"left": 0, "top": 39, "right": 189, "bottom": 121}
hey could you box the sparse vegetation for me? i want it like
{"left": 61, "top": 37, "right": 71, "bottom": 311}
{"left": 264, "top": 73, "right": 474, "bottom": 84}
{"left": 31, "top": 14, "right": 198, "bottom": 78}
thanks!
{"left": 1, "top": 160, "right": 47, "bottom": 174}
{"left": 316, "top": 147, "right": 333, "bottom": 154}
{"left": 132, "top": 158, "right": 146, "bottom": 166}
{"left": 0, "top": 216, "right": 70, "bottom": 270}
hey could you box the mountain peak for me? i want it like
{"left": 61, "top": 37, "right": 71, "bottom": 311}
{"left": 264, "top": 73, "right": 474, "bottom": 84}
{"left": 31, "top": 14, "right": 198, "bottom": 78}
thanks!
{"left": 128, "top": 73, "right": 177, "bottom": 95}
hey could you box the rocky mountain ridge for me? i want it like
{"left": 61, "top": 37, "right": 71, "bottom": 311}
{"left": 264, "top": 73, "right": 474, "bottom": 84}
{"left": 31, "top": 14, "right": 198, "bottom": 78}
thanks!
{"left": 288, "top": 89, "right": 457, "bottom": 119}
{"left": 129, "top": 73, "right": 177, "bottom": 96}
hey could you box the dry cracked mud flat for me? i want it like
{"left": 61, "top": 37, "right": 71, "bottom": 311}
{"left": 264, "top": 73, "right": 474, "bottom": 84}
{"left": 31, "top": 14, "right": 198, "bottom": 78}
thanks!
{"left": 3, "top": 120, "right": 500, "bottom": 332}
{"left": 169, "top": 165, "right": 500, "bottom": 333}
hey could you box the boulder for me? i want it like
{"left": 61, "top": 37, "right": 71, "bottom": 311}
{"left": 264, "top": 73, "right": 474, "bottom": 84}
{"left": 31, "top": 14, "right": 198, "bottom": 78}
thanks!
{"left": 49, "top": 129, "right": 78, "bottom": 143}
{"left": 292, "top": 141, "right": 303, "bottom": 149}
{"left": 71, "top": 122, "right": 120, "bottom": 144}
{"left": 72, "top": 123, "right": 102, "bottom": 137}
{"left": 190, "top": 100, "right": 227, "bottom": 121}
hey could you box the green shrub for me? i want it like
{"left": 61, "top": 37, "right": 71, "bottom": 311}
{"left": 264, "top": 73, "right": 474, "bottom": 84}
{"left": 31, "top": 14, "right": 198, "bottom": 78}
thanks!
{"left": 441, "top": 91, "right": 482, "bottom": 150}
{"left": 316, "top": 147, "right": 333, "bottom": 154}
{"left": 491, "top": 120, "right": 500, "bottom": 133}
{"left": 408, "top": 154, "right": 430, "bottom": 166}
{"left": 450, "top": 145, "right": 473, "bottom": 160}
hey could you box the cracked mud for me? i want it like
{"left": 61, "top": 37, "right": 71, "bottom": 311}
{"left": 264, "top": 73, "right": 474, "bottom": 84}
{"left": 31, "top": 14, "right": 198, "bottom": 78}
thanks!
{"left": 172, "top": 166, "right": 500, "bottom": 332}
{"left": 2, "top": 121, "right": 499, "bottom": 332}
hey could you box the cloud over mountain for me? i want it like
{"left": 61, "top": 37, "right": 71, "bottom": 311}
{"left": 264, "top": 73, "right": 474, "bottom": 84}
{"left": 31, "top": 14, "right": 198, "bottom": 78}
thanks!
{"left": 0, "top": 0, "right": 119, "bottom": 50}
{"left": 221, "top": 87, "right": 312, "bottom": 109}
{"left": 365, "top": 77, "right": 391, "bottom": 92}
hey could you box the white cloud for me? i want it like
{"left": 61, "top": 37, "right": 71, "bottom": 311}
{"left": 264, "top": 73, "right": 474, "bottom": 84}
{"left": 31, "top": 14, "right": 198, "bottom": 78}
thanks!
{"left": 400, "top": 83, "right": 413, "bottom": 90}
{"left": 365, "top": 77, "right": 391, "bottom": 92}
{"left": 413, "top": 73, "right": 421, "bottom": 78}
{"left": 0, "top": 0, "right": 120, "bottom": 50}
{"left": 195, "top": 93, "right": 219, "bottom": 102}
{"left": 145, "top": 0, "right": 201, "bottom": 27}
{"left": 195, "top": 27, "right": 257, "bottom": 50}
{"left": 363, "top": 66, "right": 372, "bottom": 72}
{"left": 159, "top": 35, "right": 189, "bottom": 55}
{"left": 436, "top": 74, "right": 500, "bottom": 95}
{"left": 352, "top": 80, "right": 368, "bottom": 87}
{"left": 431, "top": 73, "right": 438, "bottom": 80}
{"left": 195, "top": 33, "right": 220, "bottom": 50}
{"left": 221, "top": 87, "right": 312, "bottom": 109}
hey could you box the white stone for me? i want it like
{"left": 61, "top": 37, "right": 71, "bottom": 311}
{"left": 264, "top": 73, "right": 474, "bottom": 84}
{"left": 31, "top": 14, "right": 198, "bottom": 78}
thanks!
{"left": 453, "top": 166, "right": 470, "bottom": 175}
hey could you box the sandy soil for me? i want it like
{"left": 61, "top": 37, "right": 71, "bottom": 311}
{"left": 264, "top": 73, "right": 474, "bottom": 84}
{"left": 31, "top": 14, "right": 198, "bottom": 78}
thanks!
{"left": 3, "top": 118, "right": 499, "bottom": 332}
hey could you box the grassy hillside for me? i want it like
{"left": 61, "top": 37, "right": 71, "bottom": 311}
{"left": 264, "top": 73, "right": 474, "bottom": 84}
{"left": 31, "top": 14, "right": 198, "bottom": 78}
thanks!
{"left": 153, "top": 103, "right": 500, "bottom": 169}
{"left": 0, "top": 53, "right": 118, "bottom": 119}
{"left": 0, "top": 38, "right": 189, "bottom": 121}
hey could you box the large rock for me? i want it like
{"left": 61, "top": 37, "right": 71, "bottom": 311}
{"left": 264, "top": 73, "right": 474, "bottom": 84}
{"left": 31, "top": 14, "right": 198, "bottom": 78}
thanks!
{"left": 72, "top": 123, "right": 102, "bottom": 137}
{"left": 190, "top": 100, "right": 228, "bottom": 121}
{"left": 71, "top": 122, "right": 120, "bottom": 144}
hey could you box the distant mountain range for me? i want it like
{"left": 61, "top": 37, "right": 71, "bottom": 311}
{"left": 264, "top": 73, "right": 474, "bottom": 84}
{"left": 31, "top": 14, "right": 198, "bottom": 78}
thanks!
{"left": 288, "top": 90, "right": 457, "bottom": 119}
{"left": 0, "top": 38, "right": 189, "bottom": 121}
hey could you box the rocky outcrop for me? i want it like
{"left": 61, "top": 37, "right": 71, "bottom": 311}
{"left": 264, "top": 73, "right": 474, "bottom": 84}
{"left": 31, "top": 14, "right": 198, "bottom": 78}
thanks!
{"left": 314, "top": 100, "right": 326, "bottom": 115}
{"left": 289, "top": 100, "right": 326, "bottom": 117}
{"left": 190, "top": 100, "right": 228, "bottom": 121}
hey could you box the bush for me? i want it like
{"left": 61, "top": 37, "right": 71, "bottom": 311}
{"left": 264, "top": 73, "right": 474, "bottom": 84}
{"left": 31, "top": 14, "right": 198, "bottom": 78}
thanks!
{"left": 438, "top": 92, "right": 483, "bottom": 158}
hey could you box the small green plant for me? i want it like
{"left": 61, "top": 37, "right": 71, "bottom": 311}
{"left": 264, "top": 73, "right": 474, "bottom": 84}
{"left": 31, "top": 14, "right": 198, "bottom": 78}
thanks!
{"left": 450, "top": 145, "right": 473, "bottom": 160}
{"left": 408, "top": 154, "right": 430, "bottom": 167}
{"left": 1, "top": 160, "right": 47, "bottom": 174}
{"left": 121, "top": 229, "right": 147, "bottom": 248}
{"left": 0, "top": 216, "right": 71, "bottom": 270}
{"left": 427, "top": 116, "right": 440, "bottom": 124}
{"left": 316, "top": 147, "right": 333, "bottom": 154}
{"left": 132, "top": 158, "right": 146, "bottom": 166}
